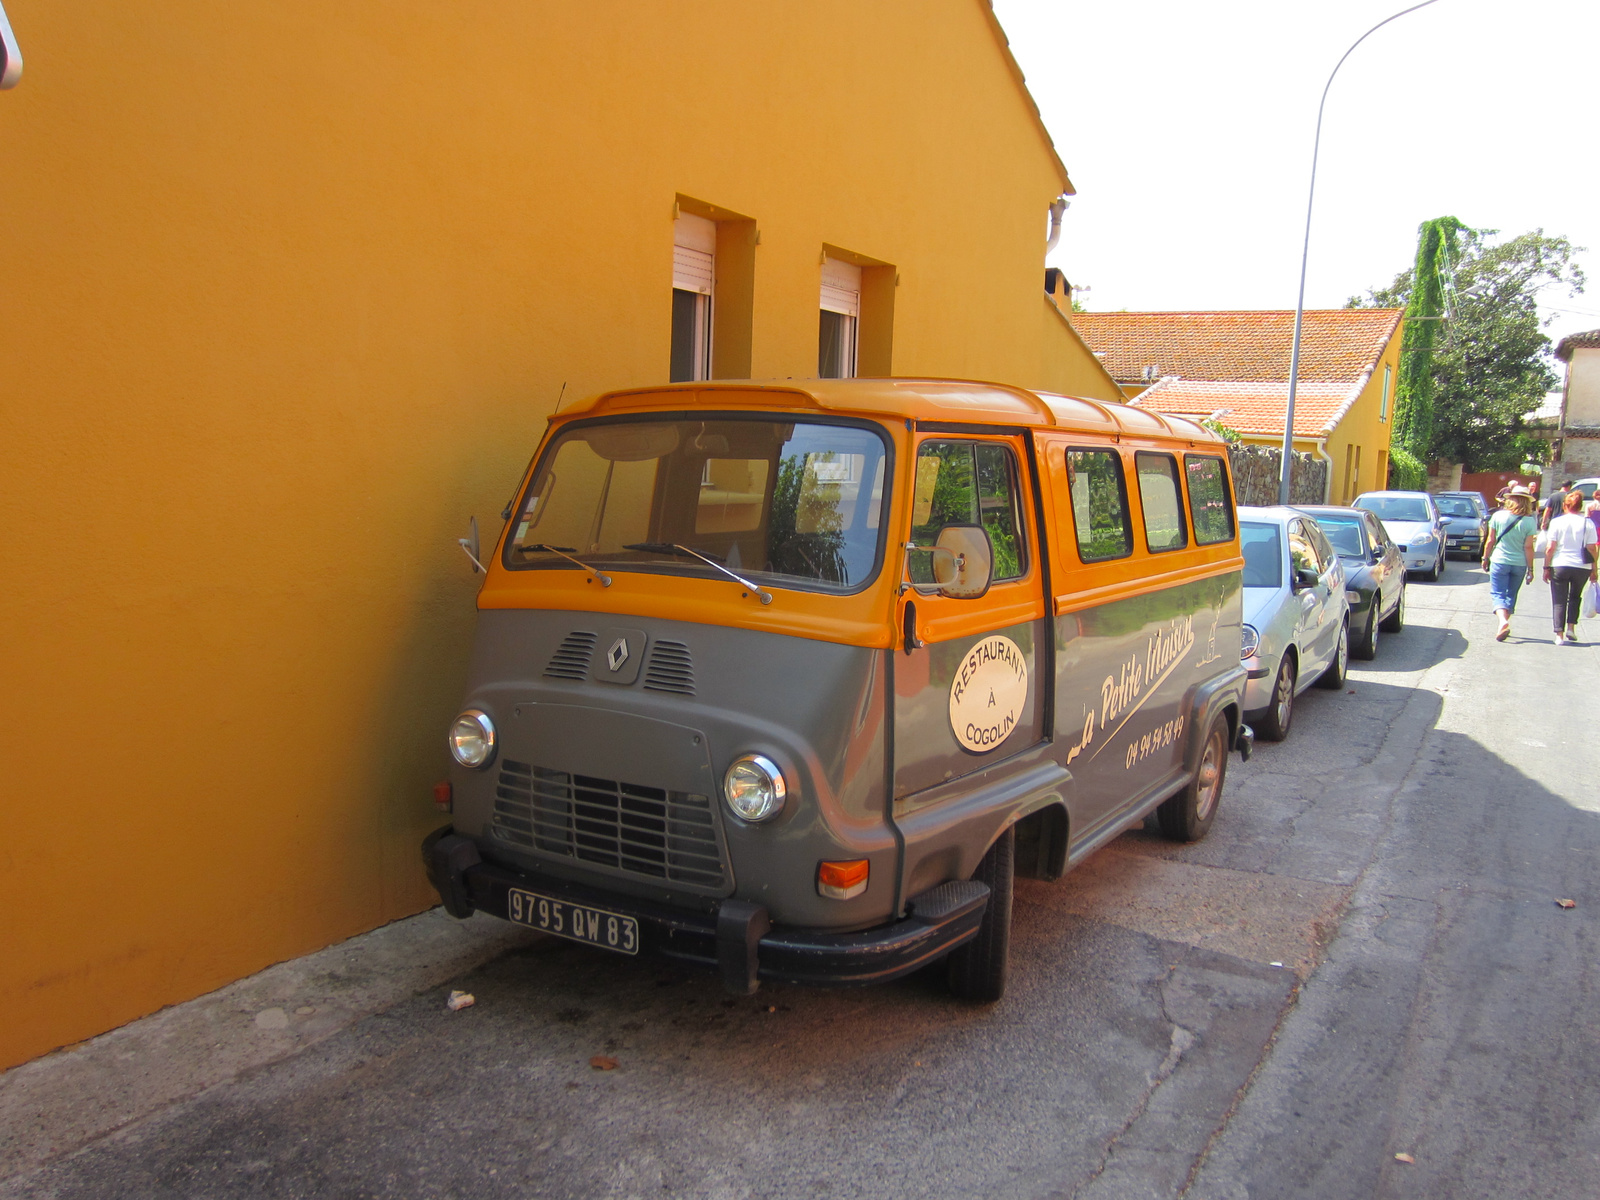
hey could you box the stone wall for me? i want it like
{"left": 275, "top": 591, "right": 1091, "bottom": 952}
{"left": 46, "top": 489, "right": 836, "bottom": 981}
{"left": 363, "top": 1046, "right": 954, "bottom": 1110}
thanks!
{"left": 1228, "top": 444, "right": 1328, "bottom": 507}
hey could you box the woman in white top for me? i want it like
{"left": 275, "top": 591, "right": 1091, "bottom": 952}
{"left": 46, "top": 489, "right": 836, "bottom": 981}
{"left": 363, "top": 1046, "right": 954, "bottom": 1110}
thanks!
{"left": 1542, "top": 488, "right": 1599, "bottom": 644}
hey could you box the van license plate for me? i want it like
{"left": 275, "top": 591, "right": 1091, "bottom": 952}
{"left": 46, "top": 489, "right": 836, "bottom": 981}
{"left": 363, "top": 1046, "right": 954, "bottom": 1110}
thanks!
{"left": 506, "top": 888, "right": 639, "bottom": 955}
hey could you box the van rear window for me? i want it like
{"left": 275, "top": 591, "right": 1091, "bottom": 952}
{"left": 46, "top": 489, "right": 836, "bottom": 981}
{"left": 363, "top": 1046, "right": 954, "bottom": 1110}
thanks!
{"left": 1064, "top": 448, "right": 1132, "bottom": 562}
{"left": 1184, "top": 455, "right": 1235, "bottom": 546}
{"left": 1136, "top": 453, "right": 1188, "bottom": 552}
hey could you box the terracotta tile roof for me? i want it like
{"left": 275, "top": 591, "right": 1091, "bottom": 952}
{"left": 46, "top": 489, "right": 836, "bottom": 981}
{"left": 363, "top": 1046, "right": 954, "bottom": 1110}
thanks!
{"left": 1070, "top": 309, "right": 1403, "bottom": 385}
{"left": 1555, "top": 329, "right": 1600, "bottom": 361}
{"left": 1128, "top": 378, "right": 1359, "bottom": 439}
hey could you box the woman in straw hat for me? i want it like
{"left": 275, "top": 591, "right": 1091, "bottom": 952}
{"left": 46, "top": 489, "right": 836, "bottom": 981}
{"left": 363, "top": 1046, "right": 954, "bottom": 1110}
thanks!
{"left": 1480, "top": 485, "right": 1539, "bottom": 641}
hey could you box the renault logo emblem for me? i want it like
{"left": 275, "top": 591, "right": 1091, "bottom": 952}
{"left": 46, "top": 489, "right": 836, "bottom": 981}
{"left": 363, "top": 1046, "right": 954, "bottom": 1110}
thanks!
{"left": 606, "top": 637, "right": 630, "bottom": 672}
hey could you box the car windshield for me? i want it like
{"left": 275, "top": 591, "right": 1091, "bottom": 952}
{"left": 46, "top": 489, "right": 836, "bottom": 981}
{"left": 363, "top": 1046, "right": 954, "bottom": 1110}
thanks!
{"left": 504, "top": 416, "right": 890, "bottom": 591}
{"left": 1436, "top": 496, "right": 1479, "bottom": 517}
{"left": 1240, "top": 521, "right": 1281, "bottom": 588}
{"left": 1357, "top": 495, "right": 1430, "bottom": 522}
{"left": 1312, "top": 514, "right": 1367, "bottom": 559}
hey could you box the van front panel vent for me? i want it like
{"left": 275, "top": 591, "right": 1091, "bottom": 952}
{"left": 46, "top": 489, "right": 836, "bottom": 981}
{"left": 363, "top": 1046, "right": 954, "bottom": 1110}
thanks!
{"left": 642, "top": 640, "right": 695, "bottom": 695}
{"left": 544, "top": 631, "right": 598, "bottom": 680}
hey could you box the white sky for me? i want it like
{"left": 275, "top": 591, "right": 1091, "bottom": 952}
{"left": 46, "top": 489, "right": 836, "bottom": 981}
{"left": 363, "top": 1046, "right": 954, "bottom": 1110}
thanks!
{"left": 994, "top": 0, "right": 1600, "bottom": 345}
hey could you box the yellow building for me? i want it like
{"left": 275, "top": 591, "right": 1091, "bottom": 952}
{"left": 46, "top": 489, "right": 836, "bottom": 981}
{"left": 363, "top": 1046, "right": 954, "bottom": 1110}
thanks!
{"left": 0, "top": 0, "right": 1122, "bottom": 1068}
{"left": 1071, "top": 310, "right": 1405, "bottom": 503}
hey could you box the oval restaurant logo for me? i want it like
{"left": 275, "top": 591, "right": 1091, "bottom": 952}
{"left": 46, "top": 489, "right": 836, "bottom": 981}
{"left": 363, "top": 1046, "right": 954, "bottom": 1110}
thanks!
{"left": 948, "top": 635, "right": 1028, "bottom": 753}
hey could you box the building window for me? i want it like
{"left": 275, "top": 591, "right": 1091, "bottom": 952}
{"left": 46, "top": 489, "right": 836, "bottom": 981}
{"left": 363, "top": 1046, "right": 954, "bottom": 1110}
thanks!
{"left": 1380, "top": 364, "right": 1392, "bottom": 421}
{"left": 671, "top": 213, "right": 715, "bottom": 382}
{"left": 819, "top": 257, "right": 862, "bottom": 378}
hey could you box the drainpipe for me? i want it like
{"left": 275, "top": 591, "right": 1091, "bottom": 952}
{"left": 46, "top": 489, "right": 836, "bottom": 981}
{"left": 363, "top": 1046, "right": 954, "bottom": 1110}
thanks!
{"left": 1045, "top": 197, "right": 1070, "bottom": 254}
{"left": 1313, "top": 439, "right": 1334, "bottom": 503}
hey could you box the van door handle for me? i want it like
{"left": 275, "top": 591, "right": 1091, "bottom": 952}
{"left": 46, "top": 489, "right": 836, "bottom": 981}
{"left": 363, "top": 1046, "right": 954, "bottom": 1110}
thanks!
{"left": 903, "top": 600, "right": 924, "bottom": 654}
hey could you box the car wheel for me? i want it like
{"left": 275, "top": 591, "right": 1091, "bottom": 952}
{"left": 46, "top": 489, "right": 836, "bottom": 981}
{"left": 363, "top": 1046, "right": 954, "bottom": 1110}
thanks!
{"left": 1256, "top": 655, "right": 1296, "bottom": 742}
{"left": 1380, "top": 585, "right": 1406, "bottom": 633}
{"left": 1352, "top": 606, "right": 1379, "bottom": 660}
{"left": 947, "top": 826, "right": 1013, "bottom": 1003}
{"left": 1424, "top": 550, "right": 1442, "bottom": 582}
{"left": 1316, "top": 619, "right": 1349, "bottom": 689}
{"left": 1158, "top": 713, "right": 1229, "bottom": 842}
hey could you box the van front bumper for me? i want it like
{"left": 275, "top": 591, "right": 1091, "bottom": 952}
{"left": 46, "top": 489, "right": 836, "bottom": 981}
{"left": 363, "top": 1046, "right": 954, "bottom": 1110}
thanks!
{"left": 423, "top": 827, "right": 990, "bottom": 994}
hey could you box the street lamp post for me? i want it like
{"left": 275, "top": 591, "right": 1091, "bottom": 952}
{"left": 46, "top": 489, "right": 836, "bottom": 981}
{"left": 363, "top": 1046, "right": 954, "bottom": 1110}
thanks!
{"left": 1279, "top": 0, "right": 1442, "bottom": 505}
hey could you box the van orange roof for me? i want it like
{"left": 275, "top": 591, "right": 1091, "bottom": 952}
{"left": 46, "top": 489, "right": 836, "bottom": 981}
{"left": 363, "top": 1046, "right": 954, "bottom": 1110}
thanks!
{"left": 563, "top": 378, "right": 1222, "bottom": 443}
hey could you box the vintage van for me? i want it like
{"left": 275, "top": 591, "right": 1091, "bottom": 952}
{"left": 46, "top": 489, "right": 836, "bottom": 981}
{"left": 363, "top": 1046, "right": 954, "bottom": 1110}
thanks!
{"left": 423, "top": 379, "right": 1251, "bottom": 1001}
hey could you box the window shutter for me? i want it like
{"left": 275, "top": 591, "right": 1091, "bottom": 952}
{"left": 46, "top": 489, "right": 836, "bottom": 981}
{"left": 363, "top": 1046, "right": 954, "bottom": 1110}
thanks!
{"left": 673, "top": 213, "right": 716, "bottom": 295}
{"left": 820, "top": 257, "right": 862, "bottom": 317}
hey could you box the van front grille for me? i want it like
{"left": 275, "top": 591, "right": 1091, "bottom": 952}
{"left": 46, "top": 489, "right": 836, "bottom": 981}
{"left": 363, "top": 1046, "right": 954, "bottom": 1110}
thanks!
{"left": 544, "top": 631, "right": 598, "bottom": 680}
{"left": 642, "top": 640, "right": 695, "bottom": 695}
{"left": 491, "top": 759, "right": 726, "bottom": 889}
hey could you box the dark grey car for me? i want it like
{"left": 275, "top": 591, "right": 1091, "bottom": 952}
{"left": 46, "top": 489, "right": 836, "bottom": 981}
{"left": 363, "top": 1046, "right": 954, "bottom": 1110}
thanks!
{"left": 1299, "top": 505, "right": 1405, "bottom": 659}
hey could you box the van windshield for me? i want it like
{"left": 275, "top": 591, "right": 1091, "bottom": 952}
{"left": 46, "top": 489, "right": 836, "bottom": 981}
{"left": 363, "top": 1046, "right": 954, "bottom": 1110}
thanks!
{"left": 504, "top": 416, "right": 890, "bottom": 591}
{"left": 1240, "top": 522, "right": 1282, "bottom": 588}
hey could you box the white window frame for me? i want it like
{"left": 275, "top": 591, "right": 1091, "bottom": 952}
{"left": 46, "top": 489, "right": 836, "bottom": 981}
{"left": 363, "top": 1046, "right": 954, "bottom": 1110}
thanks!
{"left": 672, "top": 213, "right": 716, "bottom": 381}
{"left": 819, "top": 257, "right": 862, "bottom": 379}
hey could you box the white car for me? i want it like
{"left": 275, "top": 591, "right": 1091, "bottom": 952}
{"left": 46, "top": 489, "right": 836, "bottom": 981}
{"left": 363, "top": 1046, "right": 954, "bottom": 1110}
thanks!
{"left": 1353, "top": 490, "right": 1444, "bottom": 580}
{"left": 1238, "top": 507, "right": 1351, "bottom": 742}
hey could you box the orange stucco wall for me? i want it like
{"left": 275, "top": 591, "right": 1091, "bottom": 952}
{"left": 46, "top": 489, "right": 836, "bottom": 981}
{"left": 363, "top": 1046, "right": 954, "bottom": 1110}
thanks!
{"left": 0, "top": 0, "right": 1109, "bottom": 1067}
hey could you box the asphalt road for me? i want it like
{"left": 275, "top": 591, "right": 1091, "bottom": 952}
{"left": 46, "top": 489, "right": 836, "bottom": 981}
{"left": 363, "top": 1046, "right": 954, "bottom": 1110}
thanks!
{"left": 8, "top": 558, "right": 1598, "bottom": 1200}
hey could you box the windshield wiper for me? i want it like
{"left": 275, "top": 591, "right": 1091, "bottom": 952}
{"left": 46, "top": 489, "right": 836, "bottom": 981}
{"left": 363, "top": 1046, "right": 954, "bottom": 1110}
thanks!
{"left": 623, "top": 542, "right": 772, "bottom": 605}
{"left": 521, "top": 544, "right": 612, "bottom": 588}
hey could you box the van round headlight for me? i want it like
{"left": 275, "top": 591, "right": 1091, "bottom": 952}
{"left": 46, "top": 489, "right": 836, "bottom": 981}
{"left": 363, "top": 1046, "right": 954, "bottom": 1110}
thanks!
{"left": 448, "top": 710, "right": 496, "bottom": 769}
{"left": 1240, "top": 624, "right": 1260, "bottom": 659}
{"left": 723, "top": 754, "right": 787, "bottom": 823}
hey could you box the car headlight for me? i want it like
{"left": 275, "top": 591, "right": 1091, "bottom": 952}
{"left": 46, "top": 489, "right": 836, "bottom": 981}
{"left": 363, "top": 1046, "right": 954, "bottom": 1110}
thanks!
{"left": 1411, "top": 533, "right": 1436, "bottom": 547}
{"left": 1241, "top": 624, "right": 1260, "bottom": 659}
{"left": 448, "top": 709, "right": 496, "bottom": 769}
{"left": 723, "top": 754, "right": 788, "bottom": 822}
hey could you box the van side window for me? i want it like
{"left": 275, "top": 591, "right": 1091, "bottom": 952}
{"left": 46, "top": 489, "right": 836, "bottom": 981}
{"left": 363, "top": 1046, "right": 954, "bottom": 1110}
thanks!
{"left": 1064, "top": 448, "right": 1132, "bottom": 562}
{"left": 1135, "top": 452, "right": 1188, "bottom": 552}
{"left": 910, "top": 440, "right": 1027, "bottom": 582}
{"left": 1184, "top": 455, "right": 1235, "bottom": 545}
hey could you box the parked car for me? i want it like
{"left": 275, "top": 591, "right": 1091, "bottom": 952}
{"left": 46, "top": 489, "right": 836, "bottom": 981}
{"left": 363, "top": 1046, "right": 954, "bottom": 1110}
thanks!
{"left": 1353, "top": 490, "right": 1445, "bottom": 580}
{"left": 1298, "top": 505, "right": 1406, "bottom": 658}
{"left": 1435, "top": 491, "right": 1488, "bottom": 559}
{"left": 1238, "top": 506, "right": 1351, "bottom": 741}
{"left": 1571, "top": 478, "right": 1600, "bottom": 503}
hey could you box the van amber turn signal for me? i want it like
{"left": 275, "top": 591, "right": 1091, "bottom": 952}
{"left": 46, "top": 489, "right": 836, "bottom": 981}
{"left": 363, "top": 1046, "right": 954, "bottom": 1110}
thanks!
{"left": 817, "top": 859, "right": 869, "bottom": 900}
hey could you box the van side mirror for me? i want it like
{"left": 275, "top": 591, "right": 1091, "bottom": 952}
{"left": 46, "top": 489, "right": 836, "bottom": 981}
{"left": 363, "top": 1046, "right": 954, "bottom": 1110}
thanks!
{"left": 457, "top": 516, "right": 484, "bottom": 573}
{"left": 933, "top": 524, "right": 994, "bottom": 599}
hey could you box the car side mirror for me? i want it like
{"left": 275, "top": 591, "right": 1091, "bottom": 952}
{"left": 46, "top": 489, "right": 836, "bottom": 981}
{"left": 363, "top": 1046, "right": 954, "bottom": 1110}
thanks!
{"left": 1440, "top": 516, "right": 1454, "bottom": 525}
{"left": 1292, "top": 566, "right": 1320, "bottom": 592}
{"left": 933, "top": 524, "right": 994, "bottom": 599}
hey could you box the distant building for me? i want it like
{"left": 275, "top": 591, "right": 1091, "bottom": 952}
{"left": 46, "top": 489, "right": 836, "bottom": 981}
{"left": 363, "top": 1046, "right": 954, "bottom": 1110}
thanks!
{"left": 1540, "top": 330, "right": 1600, "bottom": 487}
{"left": 1071, "top": 310, "right": 1404, "bottom": 503}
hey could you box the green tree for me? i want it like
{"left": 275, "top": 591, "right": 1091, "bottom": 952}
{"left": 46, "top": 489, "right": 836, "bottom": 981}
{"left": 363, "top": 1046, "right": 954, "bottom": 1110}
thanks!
{"left": 1349, "top": 227, "right": 1586, "bottom": 472}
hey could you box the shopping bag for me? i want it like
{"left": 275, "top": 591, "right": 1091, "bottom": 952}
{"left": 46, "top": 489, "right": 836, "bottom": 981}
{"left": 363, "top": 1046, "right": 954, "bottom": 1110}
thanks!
{"left": 1584, "top": 580, "right": 1600, "bottom": 620}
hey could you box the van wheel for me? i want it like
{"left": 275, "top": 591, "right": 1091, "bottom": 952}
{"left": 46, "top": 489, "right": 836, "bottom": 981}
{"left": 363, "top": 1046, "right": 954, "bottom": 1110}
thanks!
{"left": 947, "top": 827, "right": 1014, "bottom": 1003}
{"left": 1158, "top": 713, "right": 1229, "bottom": 842}
{"left": 1256, "top": 655, "right": 1296, "bottom": 742}
{"left": 1380, "top": 586, "right": 1405, "bottom": 633}
{"left": 1316, "top": 620, "right": 1349, "bottom": 689}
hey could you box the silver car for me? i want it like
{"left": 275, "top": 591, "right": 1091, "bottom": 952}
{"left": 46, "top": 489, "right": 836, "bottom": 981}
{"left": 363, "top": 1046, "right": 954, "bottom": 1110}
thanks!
{"left": 1238, "top": 507, "right": 1351, "bottom": 742}
{"left": 1353, "top": 490, "right": 1444, "bottom": 579}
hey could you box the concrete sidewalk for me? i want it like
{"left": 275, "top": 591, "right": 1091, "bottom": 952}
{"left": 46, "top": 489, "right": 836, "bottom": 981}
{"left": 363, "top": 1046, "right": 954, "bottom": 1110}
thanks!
{"left": 0, "top": 909, "right": 537, "bottom": 1184}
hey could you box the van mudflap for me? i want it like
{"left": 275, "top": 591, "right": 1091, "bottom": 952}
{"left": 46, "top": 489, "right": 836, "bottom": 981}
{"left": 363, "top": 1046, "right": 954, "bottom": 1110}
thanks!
{"left": 421, "top": 827, "right": 990, "bottom": 992}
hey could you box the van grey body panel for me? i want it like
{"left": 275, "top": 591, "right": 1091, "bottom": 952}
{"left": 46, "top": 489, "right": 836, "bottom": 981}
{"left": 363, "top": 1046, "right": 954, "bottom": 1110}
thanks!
{"left": 451, "top": 609, "right": 894, "bottom": 930}
{"left": 1054, "top": 573, "right": 1244, "bottom": 853}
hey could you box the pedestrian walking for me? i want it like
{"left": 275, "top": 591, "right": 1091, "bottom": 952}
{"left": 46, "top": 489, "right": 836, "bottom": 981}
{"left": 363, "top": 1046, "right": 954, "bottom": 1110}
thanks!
{"left": 1542, "top": 488, "right": 1599, "bottom": 645}
{"left": 1540, "top": 480, "right": 1574, "bottom": 530}
{"left": 1481, "top": 486, "right": 1539, "bottom": 641}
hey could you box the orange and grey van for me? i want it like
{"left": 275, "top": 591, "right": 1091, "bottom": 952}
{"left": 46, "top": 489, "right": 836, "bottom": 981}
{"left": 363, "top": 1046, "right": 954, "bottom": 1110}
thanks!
{"left": 424, "top": 379, "right": 1251, "bottom": 1000}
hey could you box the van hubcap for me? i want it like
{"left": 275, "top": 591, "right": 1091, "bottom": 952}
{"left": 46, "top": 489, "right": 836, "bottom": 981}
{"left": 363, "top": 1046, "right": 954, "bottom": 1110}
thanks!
{"left": 1195, "top": 733, "right": 1223, "bottom": 821}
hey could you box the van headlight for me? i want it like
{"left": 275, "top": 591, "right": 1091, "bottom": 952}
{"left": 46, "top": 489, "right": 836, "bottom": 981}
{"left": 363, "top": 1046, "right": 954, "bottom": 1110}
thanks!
{"left": 723, "top": 754, "right": 787, "bottom": 822}
{"left": 1241, "top": 624, "right": 1260, "bottom": 659}
{"left": 448, "top": 710, "right": 496, "bottom": 769}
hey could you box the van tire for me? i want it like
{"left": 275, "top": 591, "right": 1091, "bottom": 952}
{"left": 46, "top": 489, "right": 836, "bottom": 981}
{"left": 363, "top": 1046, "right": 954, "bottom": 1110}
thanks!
{"left": 1158, "top": 713, "right": 1229, "bottom": 842}
{"left": 947, "top": 827, "right": 1014, "bottom": 1003}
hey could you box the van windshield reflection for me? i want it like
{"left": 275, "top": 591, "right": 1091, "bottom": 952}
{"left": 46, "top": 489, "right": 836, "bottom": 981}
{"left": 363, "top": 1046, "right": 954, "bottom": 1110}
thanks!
{"left": 505, "top": 417, "right": 890, "bottom": 591}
